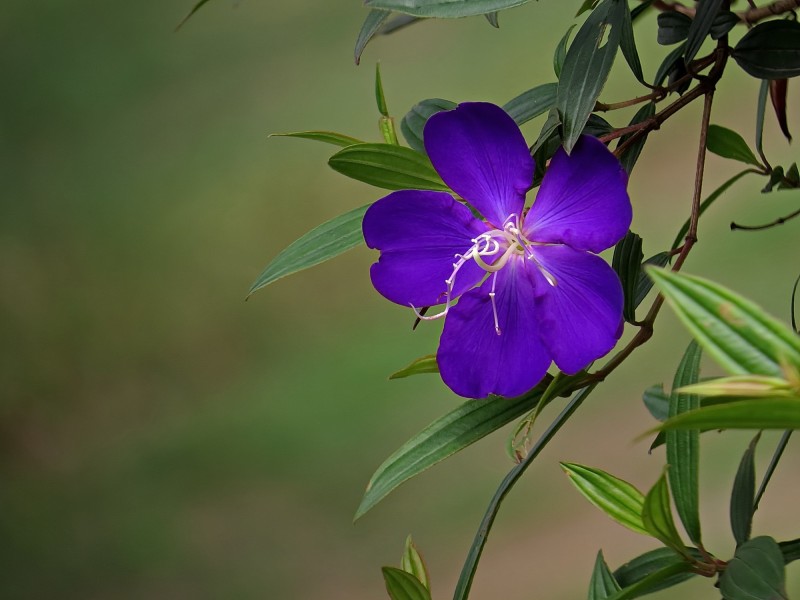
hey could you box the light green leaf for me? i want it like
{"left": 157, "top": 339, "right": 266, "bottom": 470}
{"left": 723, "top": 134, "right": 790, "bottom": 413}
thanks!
{"left": 375, "top": 63, "right": 390, "bottom": 117}
{"left": 502, "top": 83, "right": 558, "bottom": 126}
{"left": 561, "top": 463, "right": 647, "bottom": 535}
{"left": 363, "top": 0, "right": 531, "bottom": 18}
{"left": 355, "top": 9, "right": 392, "bottom": 65}
{"left": 731, "top": 433, "right": 760, "bottom": 547}
{"left": 248, "top": 204, "right": 369, "bottom": 296}
{"left": 401, "top": 536, "right": 431, "bottom": 590}
{"left": 270, "top": 131, "right": 364, "bottom": 148}
{"left": 719, "top": 536, "right": 788, "bottom": 600}
{"left": 679, "top": 375, "right": 795, "bottom": 398}
{"left": 646, "top": 268, "right": 800, "bottom": 377}
{"left": 389, "top": 355, "right": 439, "bottom": 380}
{"left": 707, "top": 125, "right": 763, "bottom": 167}
{"left": 383, "top": 567, "right": 432, "bottom": 600}
{"left": 328, "top": 144, "right": 448, "bottom": 191}
{"left": 589, "top": 550, "right": 622, "bottom": 599}
{"left": 642, "top": 473, "right": 690, "bottom": 559}
{"left": 655, "top": 398, "right": 800, "bottom": 432}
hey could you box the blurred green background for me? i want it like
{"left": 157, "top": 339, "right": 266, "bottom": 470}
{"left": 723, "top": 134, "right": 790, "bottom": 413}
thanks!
{"left": 2, "top": 1, "right": 799, "bottom": 598}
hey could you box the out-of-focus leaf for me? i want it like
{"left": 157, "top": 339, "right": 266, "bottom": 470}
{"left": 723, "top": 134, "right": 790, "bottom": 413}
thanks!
{"left": 271, "top": 131, "right": 364, "bottom": 147}
{"left": 175, "top": 0, "right": 215, "bottom": 30}
{"left": 707, "top": 125, "right": 762, "bottom": 167}
{"left": 502, "top": 82, "right": 558, "bottom": 126}
{"left": 248, "top": 204, "right": 369, "bottom": 296}
{"left": 634, "top": 251, "right": 670, "bottom": 307}
{"left": 719, "top": 536, "right": 788, "bottom": 600}
{"left": 364, "top": 0, "right": 531, "bottom": 18}
{"left": 401, "top": 536, "right": 431, "bottom": 590}
{"left": 589, "top": 550, "right": 622, "bottom": 599}
{"left": 329, "top": 144, "right": 448, "bottom": 191}
{"left": 355, "top": 10, "right": 392, "bottom": 65}
{"left": 383, "top": 567, "right": 432, "bottom": 600}
{"left": 557, "top": 0, "right": 625, "bottom": 154}
{"left": 770, "top": 79, "right": 792, "bottom": 142}
{"left": 684, "top": 0, "right": 724, "bottom": 63}
{"left": 612, "top": 231, "right": 644, "bottom": 323}
{"left": 733, "top": 20, "right": 800, "bottom": 80}
{"left": 643, "top": 384, "right": 670, "bottom": 422}
{"left": 576, "top": 0, "right": 600, "bottom": 17}
{"left": 618, "top": 101, "right": 655, "bottom": 174}
{"left": 642, "top": 473, "right": 690, "bottom": 558}
{"left": 631, "top": 0, "right": 654, "bottom": 21}
{"left": 654, "top": 398, "right": 800, "bottom": 433}
{"left": 710, "top": 10, "right": 738, "bottom": 40}
{"left": 355, "top": 381, "right": 548, "bottom": 520}
{"left": 654, "top": 43, "right": 686, "bottom": 86}
{"left": 657, "top": 12, "right": 691, "bottom": 46}
{"left": 646, "top": 268, "right": 800, "bottom": 377}
{"left": 553, "top": 26, "right": 576, "bottom": 79}
{"left": 613, "top": 548, "right": 696, "bottom": 596}
{"left": 679, "top": 375, "right": 795, "bottom": 398}
{"left": 561, "top": 463, "right": 647, "bottom": 535}
{"left": 666, "top": 341, "right": 702, "bottom": 546}
{"left": 484, "top": 11, "right": 499, "bottom": 26}
{"left": 731, "top": 433, "right": 760, "bottom": 547}
{"left": 389, "top": 355, "right": 438, "bottom": 379}
{"left": 401, "top": 99, "right": 457, "bottom": 154}
{"left": 780, "top": 538, "right": 800, "bottom": 564}
{"left": 620, "top": 3, "right": 645, "bottom": 83}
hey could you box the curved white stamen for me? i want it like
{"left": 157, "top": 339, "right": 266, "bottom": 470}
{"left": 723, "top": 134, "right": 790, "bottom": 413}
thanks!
{"left": 489, "top": 272, "right": 501, "bottom": 335}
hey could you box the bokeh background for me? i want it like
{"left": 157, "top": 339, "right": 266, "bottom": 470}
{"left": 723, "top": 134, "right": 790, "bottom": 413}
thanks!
{"left": 2, "top": 1, "right": 799, "bottom": 598}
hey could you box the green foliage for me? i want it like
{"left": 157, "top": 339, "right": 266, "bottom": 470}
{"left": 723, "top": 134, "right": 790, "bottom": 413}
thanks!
{"left": 401, "top": 536, "right": 431, "bottom": 591}
{"left": 363, "top": 0, "right": 531, "bottom": 18}
{"left": 730, "top": 433, "right": 760, "bottom": 547}
{"left": 328, "top": 144, "right": 448, "bottom": 191}
{"left": 642, "top": 473, "right": 690, "bottom": 559}
{"left": 683, "top": 0, "right": 724, "bottom": 64}
{"left": 502, "top": 82, "right": 558, "bottom": 126}
{"left": 270, "top": 131, "right": 364, "bottom": 147}
{"left": 612, "top": 231, "right": 644, "bottom": 324}
{"left": 588, "top": 551, "right": 622, "bottom": 599}
{"left": 389, "top": 355, "right": 439, "bottom": 379}
{"left": 382, "top": 567, "right": 432, "bottom": 600}
{"left": 401, "top": 99, "right": 457, "bottom": 154}
{"left": 706, "top": 125, "right": 763, "bottom": 168}
{"left": 613, "top": 548, "right": 696, "bottom": 596}
{"left": 719, "top": 537, "right": 788, "bottom": 600}
{"left": 732, "top": 20, "right": 800, "bottom": 80}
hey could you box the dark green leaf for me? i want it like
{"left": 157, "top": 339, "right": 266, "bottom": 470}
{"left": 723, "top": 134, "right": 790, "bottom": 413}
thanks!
{"left": 618, "top": 101, "right": 655, "bottom": 174}
{"left": 655, "top": 398, "right": 800, "bottom": 433}
{"left": 382, "top": 13, "right": 423, "bottom": 34}
{"left": 363, "top": 0, "right": 531, "bottom": 18}
{"left": 646, "top": 268, "right": 800, "bottom": 377}
{"left": 780, "top": 538, "right": 800, "bottom": 564}
{"left": 383, "top": 567, "right": 432, "bottom": 600}
{"left": 733, "top": 20, "right": 800, "bottom": 80}
{"left": 754, "top": 430, "right": 792, "bottom": 511}
{"left": 356, "top": 382, "right": 549, "bottom": 520}
{"left": 554, "top": 26, "right": 576, "bottom": 79}
{"left": 401, "top": 99, "right": 457, "bottom": 154}
{"left": 389, "top": 355, "right": 438, "bottom": 379}
{"left": 756, "top": 79, "right": 769, "bottom": 163}
{"left": 634, "top": 251, "right": 670, "bottom": 307}
{"left": 684, "top": 0, "right": 724, "bottom": 64}
{"left": 763, "top": 166, "right": 785, "bottom": 193}
{"left": 556, "top": 0, "right": 625, "bottom": 154}
{"left": 612, "top": 231, "right": 644, "bottom": 323}
{"left": 613, "top": 548, "right": 696, "bottom": 596}
{"left": 620, "top": 2, "right": 645, "bottom": 83}
{"left": 401, "top": 536, "right": 431, "bottom": 590}
{"left": 654, "top": 43, "right": 686, "bottom": 87}
{"left": 328, "top": 144, "right": 448, "bottom": 191}
{"left": 657, "top": 12, "right": 691, "bottom": 46}
{"left": 484, "top": 11, "right": 499, "bottom": 27}
{"left": 576, "top": 0, "right": 601, "bottom": 17}
{"left": 710, "top": 10, "right": 739, "bottom": 41}
{"left": 643, "top": 384, "right": 670, "bottom": 422}
{"left": 270, "top": 131, "right": 364, "bottom": 148}
{"left": 631, "top": 0, "right": 654, "bottom": 22}
{"left": 589, "top": 550, "right": 622, "bottom": 599}
{"left": 502, "top": 83, "right": 558, "bottom": 126}
{"left": 355, "top": 10, "right": 392, "bottom": 65}
{"left": 175, "top": 0, "right": 215, "bottom": 31}
{"left": 607, "top": 562, "right": 694, "bottom": 600}
{"left": 731, "top": 433, "right": 760, "bottom": 547}
{"left": 248, "top": 204, "right": 369, "bottom": 296}
{"left": 642, "top": 473, "right": 690, "bottom": 558}
{"left": 666, "top": 341, "right": 702, "bottom": 546}
{"left": 707, "top": 124, "right": 762, "bottom": 167}
{"left": 719, "top": 536, "right": 788, "bottom": 600}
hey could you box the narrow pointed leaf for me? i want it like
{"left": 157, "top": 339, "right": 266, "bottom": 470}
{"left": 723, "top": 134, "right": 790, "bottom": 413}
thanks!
{"left": 613, "top": 548, "right": 697, "bottom": 595}
{"left": 756, "top": 79, "right": 769, "bottom": 163}
{"left": 328, "top": 144, "right": 448, "bottom": 191}
{"left": 355, "top": 9, "right": 392, "bottom": 65}
{"left": 363, "top": 0, "right": 531, "bottom": 18}
{"left": 271, "top": 131, "right": 364, "bottom": 148}
{"left": 719, "top": 536, "right": 788, "bottom": 600}
{"left": 557, "top": 0, "right": 625, "bottom": 154}
{"left": 780, "top": 538, "right": 800, "bottom": 564}
{"left": 731, "top": 433, "right": 760, "bottom": 547}
{"left": 576, "top": 0, "right": 600, "bottom": 17}
{"left": 375, "top": 63, "right": 390, "bottom": 117}
{"left": 646, "top": 268, "right": 800, "bottom": 377}
{"left": 502, "top": 83, "right": 558, "bottom": 126}
{"left": 642, "top": 473, "right": 689, "bottom": 558}
{"left": 561, "top": 463, "right": 647, "bottom": 535}
{"left": 383, "top": 567, "right": 432, "bottom": 600}
{"left": 619, "top": 2, "right": 645, "bottom": 83}
{"left": 666, "top": 341, "right": 702, "bottom": 546}
{"left": 355, "top": 382, "right": 548, "bottom": 520}
{"left": 707, "top": 125, "right": 762, "bottom": 167}
{"left": 618, "top": 101, "right": 656, "bottom": 175}
{"left": 554, "top": 26, "right": 576, "bottom": 79}
{"left": 733, "top": 20, "right": 800, "bottom": 80}
{"left": 589, "top": 551, "right": 622, "bottom": 599}
{"left": 248, "top": 204, "right": 369, "bottom": 296}
{"left": 401, "top": 99, "right": 457, "bottom": 154}
{"left": 606, "top": 562, "right": 694, "bottom": 600}
{"left": 389, "top": 355, "right": 439, "bottom": 379}
{"left": 770, "top": 79, "right": 792, "bottom": 142}
{"left": 484, "top": 11, "right": 499, "bottom": 27}
{"left": 402, "top": 536, "right": 431, "bottom": 591}
{"left": 634, "top": 251, "right": 670, "bottom": 307}
{"left": 654, "top": 43, "right": 686, "bottom": 86}
{"left": 612, "top": 231, "right": 644, "bottom": 323}
{"left": 655, "top": 398, "right": 800, "bottom": 432}
{"left": 684, "top": 0, "right": 724, "bottom": 63}
{"left": 643, "top": 384, "right": 670, "bottom": 422}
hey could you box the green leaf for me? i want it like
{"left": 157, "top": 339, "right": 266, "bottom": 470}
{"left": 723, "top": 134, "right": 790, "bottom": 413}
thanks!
{"left": 646, "top": 268, "right": 800, "bottom": 377}
{"left": 355, "top": 9, "right": 392, "bottom": 65}
{"left": 589, "top": 550, "right": 622, "bottom": 599}
{"left": 617, "top": 101, "right": 655, "bottom": 174}
{"left": 553, "top": 26, "right": 576, "bottom": 79}
{"left": 270, "top": 131, "right": 364, "bottom": 148}
{"left": 731, "top": 433, "right": 760, "bottom": 547}
{"left": 375, "top": 63, "right": 390, "bottom": 117}
{"left": 248, "top": 204, "right": 369, "bottom": 296}
{"left": 642, "top": 472, "right": 689, "bottom": 558}
{"left": 657, "top": 12, "right": 691, "bottom": 46}
{"left": 634, "top": 251, "right": 670, "bottom": 307}
{"left": 666, "top": 341, "right": 702, "bottom": 546}
{"left": 355, "top": 382, "right": 548, "bottom": 520}
{"left": 328, "top": 144, "right": 448, "bottom": 191}
{"left": 612, "top": 231, "right": 644, "bottom": 323}
{"left": 710, "top": 10, "right": 739, "bottom": 40}
{"left": 707, "top": 125, "right": 763, "bottom": 167}
{"left": 502, "top": 83, "right": 558, "bottom": 126}
{"left": 175, "top": 0, "right": 215, "bottom": 31}
{"left": 561, "top": 463, "right": 647, "bottom": 535}
{"left": 383, "top": 566, "right": 432, "bottom": 600}
{"left": 484, "top": 11, "right": 499, "bottom": 27}
{"left": 684, "top": 0, "right": 724, "bottom": 64}
{"left": 363, "top": 0, "right": 531, "bottom": 18}
{"left": 756, "top": 79, "right": 769, "bottom": 163}
{"left": 619, "top": 2, "right": 645, "bottom": 84}
{"left": 654, "top": 43, "right": 686, "bottom": 87}
{"left": 401, "top": 99, "right": 457, "bottom": 154}
{"left": 655, "top": 398, "right": 800, "bottom": 432}
{"left": 613, "top": 548, "right": 696, "bottom": 596}
{"left": 576, "top": 0, "right": 601, "bottom": 17}
{"left": 389, "top": 355, "right": 439, "bottom": 379}
{"left": 733, "top": 20, "right": 800, "bottom": 80}
{"left": 643, "top": 384, "right": 670, "bottom": 422}
{"left": 556, "top": 0, "right": 625, "bottom": 154}
{"left": 606, "top": 561, "right": 694, "bottom": 600}
{"left": 401, "top": 536, "right": 431, "bottom": 590}
{"left": 719, "top": 536, "right": 788, "bottom": 600}
{"left": 780, "top": 538, "right": 800, "bottom": 564}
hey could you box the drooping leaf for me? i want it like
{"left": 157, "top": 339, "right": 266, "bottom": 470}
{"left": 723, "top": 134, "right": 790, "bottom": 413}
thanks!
{"left": 502, "top": 82, "right": 558, "bottom": 126}
{"left": 383, "top": 567, "right": 432, "bottom": 600}
{"left": 389, "top": 355, "right": 439, "bottom": 379}
{"left": 270, "top": 131, "right": 364, "bottom": 147}
{"left": 589, "top": 550, "right": 622, "bottom": 600}
{"left": 706, "top": 125, "right": 762, "bottom": 167}
{"left": 617, "top": 101, "right": 656, "bottom": 174}
{"left": 619, "top": 2, "right": 644, "bottom": 84}
{"left": 553, "top": 26, "right": 576, "bottom": 79}
{"left": 731, "top": 433, "right": 760, "bottom": 547}
{"left": 732, "top": 20, "right": 800, "bottom": 80}
{"left": 655, "top": 398, "right": 800, "bottom": 433}
{"left": 719, "top": 536, "right": 788, "bottom": 600}
{"left": 634, "top": 251, "right": 670, "bottom": 307}
{"left": 612, "top": 231, "right": 644, "bottom": 323}
{"left": 556, "top": 0, "right": 625, "bottom": 153}
{"left": 613, "top": 548, "right": 696, "bottom": 596}
{"left": 642, "top": 472, "right": 690, "bottom": 558}
{"left": 684, "top": 0, "right": 725, "bottom": 64}
{"left": 248, "top": 204, "right": 369, "bottom": 296}
{"left": 328, "top": 144, "right": 448, "bottom": 191}
{"left": 561, "top": 463, "right": 647, "bottom": 535}
{"left": 656, "top": 12, "right": 691, "bottom": 46}
{"left": 355, "top": 9, "right": 392, "bottom": 65}
{"left": 363, "top": 0, "right": 531, "bottom": 18}
{"left": 756, "top": 79, "right": 769, "bottom": 165}
{"left": 646, "top": 268, "right": 800, "bottom": 377}
{"left": 666, "top": 341, "right": 702, "bottom": 546}
{"left": 401, "top": 99, "right": 457, "bottom": 154}
{"left": 401, "top": 536, "right": 431, "bottom": 591}
{"left": 355, "top": 381, "right": 548, "bottom": 520}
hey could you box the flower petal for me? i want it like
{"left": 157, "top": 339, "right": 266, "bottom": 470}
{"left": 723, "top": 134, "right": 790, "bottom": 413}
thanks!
{"left": 525, "top": 135, "right": 631, "bottom": 253}
{"left": 437, "top": 257, "right": 551, "bottom": 398}
{"left": 424, "top": 102, "right": 534, "bottom": 228}
{"left": 531, "top": 245, "right": 624, "bottom": 374}
{"left": 363, "top": 189, "right": 487, "bottom": 307}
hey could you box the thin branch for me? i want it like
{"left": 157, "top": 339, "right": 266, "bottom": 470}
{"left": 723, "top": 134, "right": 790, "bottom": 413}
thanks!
{"left": 730, "top": 205, "right": 800, "bottom": 230}
{"left": 741, "top": 0, "right": 800, "bottom": 24}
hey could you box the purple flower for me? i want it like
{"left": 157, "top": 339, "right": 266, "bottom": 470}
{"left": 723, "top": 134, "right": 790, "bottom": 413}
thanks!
{"left": 363, "top": 102, "right": 632, "bottom": 398}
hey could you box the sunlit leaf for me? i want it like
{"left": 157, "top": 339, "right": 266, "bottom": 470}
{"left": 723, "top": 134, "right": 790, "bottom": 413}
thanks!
{"left": 329, "top": 144, "right": 448, "bottom": 191}
{"left": 642, "top": 473, "right": 690, "bottom": 558}
{"left": 655, "top": 398, "right": 800, "bottom": 433}
{"left": 389, "top": 355, "right": 439, "bottom": 380}
{"left": 401, "top": 536, "right": 431, "bottom": 590}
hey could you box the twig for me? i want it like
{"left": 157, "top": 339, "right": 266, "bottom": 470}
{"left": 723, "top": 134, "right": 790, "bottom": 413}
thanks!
{"left": 730, "top": 206, "right": 800, "bottom": 230}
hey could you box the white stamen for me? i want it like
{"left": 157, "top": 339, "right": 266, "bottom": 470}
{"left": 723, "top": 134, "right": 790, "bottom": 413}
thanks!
{"left": 489, "top": 272, "right": 501, "bottom": 335}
